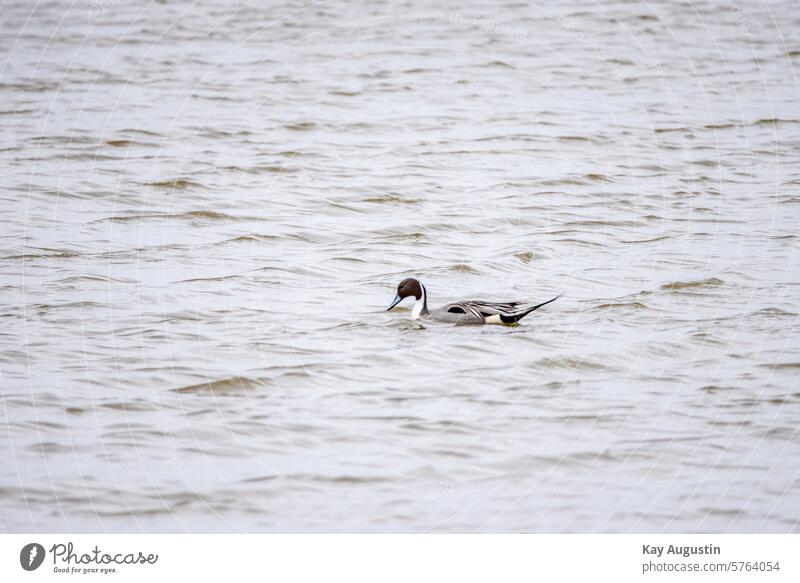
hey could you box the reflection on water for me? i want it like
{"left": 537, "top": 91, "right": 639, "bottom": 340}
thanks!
{"left": 1, "top": 0, "right": 799, "bottom": 532}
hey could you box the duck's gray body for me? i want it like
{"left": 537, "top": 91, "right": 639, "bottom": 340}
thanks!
{"left": 388, "top": 278, "right": 561, "bottom": 325}
{"left": 426, "top": 300, "right": 542, "bottom": 324}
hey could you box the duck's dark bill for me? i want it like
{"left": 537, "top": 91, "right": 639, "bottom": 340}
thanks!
{"left": 387, "top": 294, "right": 403, "bottom": 311}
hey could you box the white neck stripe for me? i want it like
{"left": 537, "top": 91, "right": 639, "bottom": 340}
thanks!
{"left": 411, "top": 284, "right": 426, "bottom": 320}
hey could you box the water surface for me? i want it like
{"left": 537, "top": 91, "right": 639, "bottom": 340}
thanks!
{"left": 1, "top": 0, "right": 799, "bottom": 532}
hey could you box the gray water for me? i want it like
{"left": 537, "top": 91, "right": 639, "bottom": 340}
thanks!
{"left": 1, "top": 0, "right": 799, "bottom": 533}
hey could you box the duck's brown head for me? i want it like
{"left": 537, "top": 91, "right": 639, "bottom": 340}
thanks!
{"left": 387, "top": 277, "right": 423, "bottom": 310}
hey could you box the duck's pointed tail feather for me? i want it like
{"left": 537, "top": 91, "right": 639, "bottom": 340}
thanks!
{"left": 500, "top": 292, "right": 563, "bottom": 324}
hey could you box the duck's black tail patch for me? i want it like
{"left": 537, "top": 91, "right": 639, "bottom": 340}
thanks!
{"left": 499, "top": 293, "right": 563, "bottom": 324}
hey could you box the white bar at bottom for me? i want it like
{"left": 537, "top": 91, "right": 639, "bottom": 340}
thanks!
{"left": 0, "top": 534, "right": 796, "bottom": 582}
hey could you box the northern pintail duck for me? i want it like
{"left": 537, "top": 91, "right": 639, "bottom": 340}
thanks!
{"left": 387, "top": 278, "right": 561, "bottom": 324}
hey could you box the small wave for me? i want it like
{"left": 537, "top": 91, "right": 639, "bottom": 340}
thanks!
{"left": 284, "top": 473, "right": 389, "bottom": 485}
{"left": 0, "top": 108, "right": 34, "bottom": 115}
{"left": 446, "top": 263, "right": 480, "bottom": 274}
{"left": 621, "top": 235, "right": 670, "bottom": 244}
{"left": 240, "top": 475, "right": 278, "bottom": 484}
{"left": 701, "top": 507, "right": 747, "bottom": 517}
{"left": 29, "top": 135, "right": 95, "bottom": 144}
{"left": 327, "top": 201, "right": 364, "bottom": 213}
{"left": 594, "top": 301, "right": 648, "bottom": 310}
{"left": 27, "top": 301, "right": 108, "bottom": 312}
{"left": 217, "top": 234, "right": 281, "bottom": 245}
{"left": 102, "top": 401, "right": 160, "bottom": 412}
{"left": 552, "top": 238, "right": 604, "bottom": 247}
{"left": 99, "top": 210, "right": 241, "bottom": 223}
{"left": 486, "top": 60, "right": 514, "bottom": 68}
{"left": 285, "top": 122, "right": 316, "bottom": 131}
{"left": 765, "top": 397, "right": 791, "bottom": 406}
{"left": 753, "top": 118, "right": 798, "bottom": 126}
{"left": 174, "top": 274, "right": 249, "bottom": 284}
{"left": 54, "top": 274, "right": 135, "bottom": 284}
{"left": 654, "top": 126, "right": 689, "bottom": 133}
{"left": 0, "top": 250, "right": 80, "bottom": 260}
{"left": 700, "top": 385, "right": 735, "bottom": 393}
{"left": 329, "top": 256, "right": 368, "bottom": 264}
{"left": 29, "top": 442, "right": 73, "bottom": 454}
{"left": 362, "top": 194, "right": 421, "bottom": 204}
{"left": 319, "top": 321, "right": 370, "bottom": 332}
{"left": 585, "top": 173, "right": 613, "bottom": 182}
{"left": 514, "top": 251, "right": 534, "bottom": 263}
{"left": 750, "top": 307, "right": 797, "bottom": 317}
{"left": 259, "top": 164, "right": 299, "bottom": 173}
{"left": 60, "top": 153, "right": 123, "bottom": 162}
{"left": 371, "top": 230, "right": 427, "bottom": 242}
{"left": 691, "top": 159, "right": 721, "bottom": 168}
{"left": 534, "top": 357, "right": 612, "bottom": 371}
{"left": 473, "top": 133, "right": 539, "bottom": 143}
{"left": 118, "top": 128, "right": 162, "bottom": 137}
{"left": 560, "top": 219, "right": 640, "bottom": 228}
{"left": 558, "top": 414, "right": 622, "bottom": 423}
{"left": 145, "top": 178, "right": 204, "bottom": 189}
{"left": 660, "top": 277, "right": 723, "bottom": 291}
{"left": 221, "top": 164, "right": 298, "bottom": 174}
{"left": 606, "top": 58, "right": 634, "bottom": 65}
{"left": 196, "top": 128, "right": 253, "bottom": 138}
{"left": 760, "top": 362, "right": 800, "bottom": 370}
{"left": 401, "top": 420, "right": 480, "bottom": 434}
{"left": 556, "top": 135, "right": 591, "bottom": 141}
{"left": 638, "top": 164, "right": 668, "bottom": 172}
{"left": 173, "top": 376, "right": 267, "bottom": 394}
